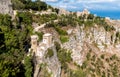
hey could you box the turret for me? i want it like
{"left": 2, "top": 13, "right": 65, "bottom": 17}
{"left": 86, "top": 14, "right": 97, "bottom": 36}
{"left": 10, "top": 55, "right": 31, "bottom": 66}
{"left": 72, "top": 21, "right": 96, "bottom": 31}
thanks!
{"left": 31, "top": 35, "right": 38, "bottom": 52}
{"left": 43, "top": 33, "right": 52, "bottom": 48}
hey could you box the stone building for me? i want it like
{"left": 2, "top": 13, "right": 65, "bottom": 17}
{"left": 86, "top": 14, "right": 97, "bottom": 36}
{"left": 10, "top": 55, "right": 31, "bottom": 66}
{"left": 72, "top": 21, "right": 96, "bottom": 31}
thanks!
{"left": 30, "top": 33, "right": 53, "bottom": 56}
{"left": 82, "top": 9, "right": 90, "bottom": 15}
{"left": 0, "top": 0, "right": 13, "bottom": 15}
{"left": 30, "top": 33, "right": 61, "bottom": 77}
{"left": 58, "top": 8, "right": 70, "bottom": 15}
{"left": 76, "top": 9, "right": 90, "bottom": 17}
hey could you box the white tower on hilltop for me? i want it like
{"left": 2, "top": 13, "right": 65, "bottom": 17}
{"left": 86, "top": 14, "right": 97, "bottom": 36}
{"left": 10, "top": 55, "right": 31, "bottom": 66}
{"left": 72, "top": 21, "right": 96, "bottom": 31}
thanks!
{"left": 31, "top": 35, "right": 38, "bottom": 52}
{"left": 43, "top": 33, "right": 52, "bottom": 48}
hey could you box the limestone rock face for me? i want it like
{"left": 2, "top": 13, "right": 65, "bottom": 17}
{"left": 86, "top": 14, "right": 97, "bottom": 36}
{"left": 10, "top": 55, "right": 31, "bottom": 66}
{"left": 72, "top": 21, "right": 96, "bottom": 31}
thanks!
{"left": 30, "top": 17, "right": 120, "bottom": 76}
{"left": 34, "top": 46, "right": 61, "bottom": 77}
{"left": 63, "top": 23, "right": 120, "bottom": 66}
{"left": 45, "top": 46, "right": 61, "bottom": 77}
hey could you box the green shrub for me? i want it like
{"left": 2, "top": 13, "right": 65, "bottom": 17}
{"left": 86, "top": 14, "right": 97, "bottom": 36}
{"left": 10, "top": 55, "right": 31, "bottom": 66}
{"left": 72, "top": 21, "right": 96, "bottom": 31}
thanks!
{"left": 35, "top": 32, "right": 43, "bottom": 41}
{"left": 104, "top": 25, "right": 115, "bottom": 32}
{"left": 86, "top": 52, "right": 91, "bottom": 60}
{"left": 55, "top": 26, "right": 67, "bottom": 35}
{"left": 91, "top": 55, "right": 96, "bottom": 62}
{"left": 45, "top": 48, "right": 54, "bottom": 58}
{"left": 60, "top": 35, "right": 69, "bottom": 43}
{"left": 70, "top": 68, "right": 86, "bottom": 77}
{"left": 12, "top": 0, "right": 48, "bottom": 11}
{"left": 17, "top": 12, "right": 32, "bottom": 25}
{"left": 57, "top": 49, "right": 72, "bottom": 68}
{"left": 87, "top": 14, "right": 94, "bottom": 20}
{"left": 39, "top": 63, "right": 51, "bottom": 77}
{"left": 54, "top": 41, "right": 61, "bottom": 51}
{"left": 0, "top": 14, "right": 12, "bottom": 27}
{"left": 110, "top": 54, "right": 118, "bottom": 60}
{"left": 24, "top": 56, "right": 33, "bottom": 77}
{"left": 84, "top": 20, "right": 94, "bottom": 27}
{"left": 89, "top": 67, "right": 95, "bottom": 73}
{"left": 101, "top": 54, "right": 105, "bottom": 59}
{"left": 81, "top": 60, "right": 88, "bottom": 69}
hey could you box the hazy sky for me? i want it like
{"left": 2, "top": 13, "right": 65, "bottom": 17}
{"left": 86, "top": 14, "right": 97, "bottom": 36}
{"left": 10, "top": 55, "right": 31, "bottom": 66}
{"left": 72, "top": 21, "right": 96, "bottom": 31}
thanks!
{"left": 40, "top": 0, "right": 120, "bottom": 11}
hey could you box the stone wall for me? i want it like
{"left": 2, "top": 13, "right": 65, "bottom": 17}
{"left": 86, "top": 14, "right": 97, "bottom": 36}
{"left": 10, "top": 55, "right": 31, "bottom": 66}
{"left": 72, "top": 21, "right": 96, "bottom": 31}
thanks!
{"left": 0, "top": 0, "right": 13, "bottom": 15}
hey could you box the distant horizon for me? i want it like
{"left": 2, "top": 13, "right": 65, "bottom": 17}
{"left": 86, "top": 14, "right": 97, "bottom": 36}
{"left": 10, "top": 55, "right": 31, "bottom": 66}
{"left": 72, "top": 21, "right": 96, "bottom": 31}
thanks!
{"left": 39, "top": 0, "right": 120, "bottom": 20}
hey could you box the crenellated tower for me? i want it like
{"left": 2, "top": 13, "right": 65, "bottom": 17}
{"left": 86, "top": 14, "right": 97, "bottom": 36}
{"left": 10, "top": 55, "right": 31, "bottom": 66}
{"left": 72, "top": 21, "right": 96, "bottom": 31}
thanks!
{"left": 31, "top": 35, "right": 38, "bottom": 52}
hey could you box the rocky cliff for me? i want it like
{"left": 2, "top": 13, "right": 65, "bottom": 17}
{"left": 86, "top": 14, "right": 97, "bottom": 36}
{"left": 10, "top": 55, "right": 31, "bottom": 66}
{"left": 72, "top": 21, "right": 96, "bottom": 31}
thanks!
{"left": 35, "top": 16, "right": 120, "bottom": 77}
{"left": 28, "top": 8, "right": 120, "bottom": 77}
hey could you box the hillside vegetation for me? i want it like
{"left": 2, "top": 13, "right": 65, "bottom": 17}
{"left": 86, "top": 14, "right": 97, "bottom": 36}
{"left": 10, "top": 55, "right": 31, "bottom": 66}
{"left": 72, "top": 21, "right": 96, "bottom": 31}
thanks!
{"left": 0, "top": 0, "right": 120, "bottom": 77}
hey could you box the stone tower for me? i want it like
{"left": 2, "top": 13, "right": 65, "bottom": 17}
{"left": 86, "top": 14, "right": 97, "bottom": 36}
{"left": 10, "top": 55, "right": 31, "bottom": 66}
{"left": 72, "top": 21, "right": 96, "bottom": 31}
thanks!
{"left": 82, "top": 9, "right": 90, "bottom": 15}
{"left": 0, "top": 0, "right": 13, "bottom": 15}
{"left": 43, "top": 33, "right": 52, "bottom": 47}
{"left": 31, "top": 35, "right": 38, "bottom": 52}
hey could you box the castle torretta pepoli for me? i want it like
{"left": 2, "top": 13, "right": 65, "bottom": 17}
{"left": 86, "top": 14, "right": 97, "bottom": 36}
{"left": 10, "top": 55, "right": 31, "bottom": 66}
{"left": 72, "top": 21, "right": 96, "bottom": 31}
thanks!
{"left": 30, "top": 33, "right": 61, "bottom": 77}
{"left": 29, "top": 33, "right": 53, "bottom": 57}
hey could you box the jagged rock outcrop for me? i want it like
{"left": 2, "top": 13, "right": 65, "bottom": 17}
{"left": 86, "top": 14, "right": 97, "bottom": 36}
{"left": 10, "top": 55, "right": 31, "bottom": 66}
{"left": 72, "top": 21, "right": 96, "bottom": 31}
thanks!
{"left": 33, "top": 46, "right": 61, "bottom": 77}
{"left": 62, "top": 22, "right": 120, "bottom": 66}
{"left": 45, "top": 46, "right": 61, "bottom": 77}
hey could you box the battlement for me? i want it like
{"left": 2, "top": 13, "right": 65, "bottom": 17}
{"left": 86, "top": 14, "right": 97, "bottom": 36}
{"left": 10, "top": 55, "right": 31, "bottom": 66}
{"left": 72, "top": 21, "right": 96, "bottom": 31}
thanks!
{"left": 30, "top": 33, "right": 53, "bottom": 56}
